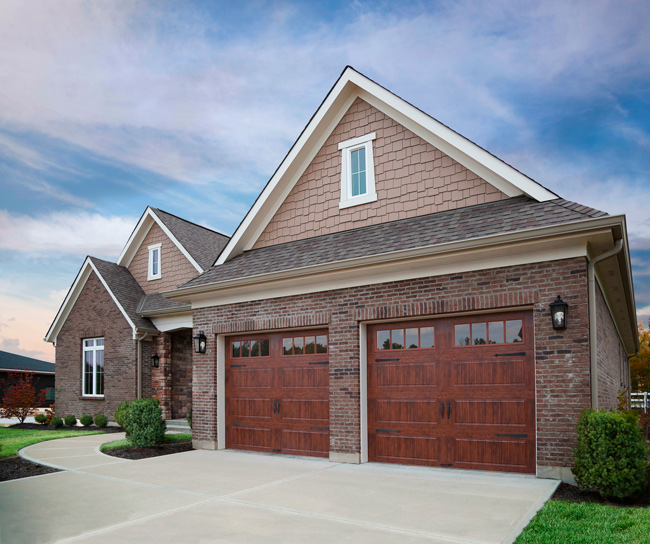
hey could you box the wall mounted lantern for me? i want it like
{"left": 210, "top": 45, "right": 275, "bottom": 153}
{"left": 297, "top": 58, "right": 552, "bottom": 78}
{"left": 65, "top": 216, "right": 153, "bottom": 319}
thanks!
{"left": 193, "top": 331, "right": 207, "bottom": 354}
{"left": 151, "top": 354, "right": 160, "bottom": 368}
{"left": 549, "top": 295, "right": 568, "bottom": 330}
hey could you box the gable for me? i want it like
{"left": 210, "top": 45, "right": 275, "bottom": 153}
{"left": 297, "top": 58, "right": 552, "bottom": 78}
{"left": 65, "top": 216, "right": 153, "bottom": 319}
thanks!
{"left": 253, "top": 98, "right": 507, "bottom": 249}
{"left": 128, "top": 222, "right": 200, "bottom": 294}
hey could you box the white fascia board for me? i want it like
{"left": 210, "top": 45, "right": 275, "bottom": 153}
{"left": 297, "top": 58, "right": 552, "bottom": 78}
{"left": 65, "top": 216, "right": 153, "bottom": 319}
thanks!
{"left": 117, "top": 208, "right": 204, "bottom": 274}
{"left": 45, "top": 257, "right": 139, "bottom": 344}
{"left": 216, "top": 67, "right": 557, "bottom": 264}
{"left": 150, "top": 312, "right": 193, "bottom": 333}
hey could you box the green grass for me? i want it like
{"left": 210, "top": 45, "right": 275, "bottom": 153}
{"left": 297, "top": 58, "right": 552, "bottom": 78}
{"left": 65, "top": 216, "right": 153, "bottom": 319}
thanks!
{"left": 516, "top": 500, "right": 650, "bottom": 543}
{"left": 100, "top": 433, "right": 192, "bottom": 452}
{"left": 0, "top": 427, "right": 104, "bottom": 458}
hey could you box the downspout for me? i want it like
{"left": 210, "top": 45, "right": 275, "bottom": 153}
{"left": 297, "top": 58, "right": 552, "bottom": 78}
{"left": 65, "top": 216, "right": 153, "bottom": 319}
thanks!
{"left": 136, "top": 331, "right": 148, "bottom": 400}
{"left": 587, "top": 239, "right": 623, "bottom": 409}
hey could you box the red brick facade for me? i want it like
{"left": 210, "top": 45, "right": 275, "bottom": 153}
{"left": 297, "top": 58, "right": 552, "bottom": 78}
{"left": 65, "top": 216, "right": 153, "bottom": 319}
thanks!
{"left": 192, "top": 256, "right": 600, "bottom": 470}
{"left": 150, "top": 330, "right": 193, "bottom": 419}
{"left": 55, "top": 271, "right": 138, "bottom": 419}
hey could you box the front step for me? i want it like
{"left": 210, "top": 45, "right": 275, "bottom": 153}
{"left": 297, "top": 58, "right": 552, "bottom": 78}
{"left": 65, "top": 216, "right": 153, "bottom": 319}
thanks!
{"left": 165, "top": 418, "right": 191, "bottom": 433}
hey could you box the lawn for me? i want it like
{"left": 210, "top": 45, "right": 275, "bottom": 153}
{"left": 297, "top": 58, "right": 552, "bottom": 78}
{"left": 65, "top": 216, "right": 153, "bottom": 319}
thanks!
{"left": 0, "top": 427, "right": 104, "bottom": 458}
{"left": 100, "top": 432, "right": 192, "bottom": 452}
{"left": 516, "top": 500, "right": 650, "bottom": 543}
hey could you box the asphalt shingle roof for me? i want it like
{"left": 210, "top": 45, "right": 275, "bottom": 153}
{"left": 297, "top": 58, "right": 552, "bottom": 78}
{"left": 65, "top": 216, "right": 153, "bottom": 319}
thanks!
{"left": 138, "top": 293, "right": 190, "bottom": 315}
{"left": 180, "top": 197, "right": 608, "bottom": 289}
{"left": 89, "top": 257, "right": 157, "bottom": 331}
{"left": 0, "top": 350, "right": 55, "bottom": 373}
{"left": 151, "top": 208, "right": 229, "bottom": 271}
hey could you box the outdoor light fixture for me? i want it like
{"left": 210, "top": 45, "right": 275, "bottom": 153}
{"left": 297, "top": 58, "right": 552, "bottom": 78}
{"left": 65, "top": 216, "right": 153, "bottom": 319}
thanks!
{"left": 193, "top": 331, "right": 207, "bottom": 354}
{"left": 549, "top": 295, "right": 568, "bottom": 330}
{"left": 151, "top": 354, "right": 160, "bottom": 368}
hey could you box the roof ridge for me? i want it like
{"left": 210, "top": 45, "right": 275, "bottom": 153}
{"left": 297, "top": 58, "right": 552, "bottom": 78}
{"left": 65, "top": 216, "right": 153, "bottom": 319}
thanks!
{"left": 551, "top": 198, "right": 608, "bottom": 218}
{"left": 151, "top": 207, "right": 230, "bottom": 239}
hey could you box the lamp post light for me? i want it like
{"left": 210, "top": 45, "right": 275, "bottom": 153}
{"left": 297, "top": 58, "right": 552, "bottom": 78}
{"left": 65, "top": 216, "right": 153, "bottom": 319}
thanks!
{"left": 193, "top": 331, "right": 207, "bottom": 354}
{"left": 549, "top": 295, "right": 568, "bottom": 330}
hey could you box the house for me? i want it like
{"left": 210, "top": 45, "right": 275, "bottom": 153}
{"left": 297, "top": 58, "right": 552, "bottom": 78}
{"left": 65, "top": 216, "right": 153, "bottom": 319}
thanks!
{"left": 164, "top": 67, "right": 636, "bottom": 481}
{"left": 45, "top": 208, "right": 229, "bottom": 420}
{"left": 47, "top": 67, "right": 637, "bottom": 482}
{"left": 0, "top": 350, "right": 55, "bottom": 407}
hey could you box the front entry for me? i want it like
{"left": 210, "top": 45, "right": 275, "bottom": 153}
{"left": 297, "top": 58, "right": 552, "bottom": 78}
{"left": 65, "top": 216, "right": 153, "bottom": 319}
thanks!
{"left": 225, "top": 330, "right": 330, "bottom": 457}
{"left": 368, "top": 311, "right": 535, "bottom": 473}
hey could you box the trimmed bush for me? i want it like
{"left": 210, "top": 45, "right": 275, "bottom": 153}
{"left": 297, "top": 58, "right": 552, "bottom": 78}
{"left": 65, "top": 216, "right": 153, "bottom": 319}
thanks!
{"left": 114, "top": 401, "right": 131, "bottom": 433}
{"left": 79, "top": 414, "right": 93, "bottom": 427}
{"left": 573, "top": 409, "right": 649, "bottom": 499}
{"left": 94, "top": 414, "right": 108, "bottom": 428}
{"left": 64, "top": 414, "right": 77, "bottom": 427}
{"left": 34, "top": 413, "right": 47, "bottom": 425}
{"left": 51, "top": 416, "right": 63, "bottom": 428}
{"left": 128, "top": 398, "right": 166, "bottom": 447}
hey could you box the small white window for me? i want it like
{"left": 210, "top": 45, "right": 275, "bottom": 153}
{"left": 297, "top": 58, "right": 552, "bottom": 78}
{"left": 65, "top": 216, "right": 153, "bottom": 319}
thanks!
{"left": 148, "top": 243, "right": 161, "bottom": 280}
{"left": 82, "top": 338, "right": 104, "bottom": 397}
{"left": 338, "top": 132, "right": 377, "bottom": 209}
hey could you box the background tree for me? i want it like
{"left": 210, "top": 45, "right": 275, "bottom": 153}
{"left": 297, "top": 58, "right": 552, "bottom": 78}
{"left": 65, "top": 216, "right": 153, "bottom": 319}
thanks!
{"left": 0, "top": 369, "right": 46, "bottom": 423}
{"left": 630, "top": 321, "right": 650, "bottom": 391}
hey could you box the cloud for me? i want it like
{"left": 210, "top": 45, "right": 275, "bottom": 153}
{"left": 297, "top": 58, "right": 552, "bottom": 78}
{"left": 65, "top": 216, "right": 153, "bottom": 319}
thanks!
{"left": 0, "top": 210, "right": 137, "bottom": 257}
{"left": 0, "top": 338, "right": 53, "bottom": 363}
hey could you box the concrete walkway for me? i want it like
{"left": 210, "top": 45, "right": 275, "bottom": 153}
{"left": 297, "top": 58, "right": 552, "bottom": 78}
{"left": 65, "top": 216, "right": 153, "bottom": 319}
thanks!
{"left": 0, "top": 434, "right": 558, "bottom": 544}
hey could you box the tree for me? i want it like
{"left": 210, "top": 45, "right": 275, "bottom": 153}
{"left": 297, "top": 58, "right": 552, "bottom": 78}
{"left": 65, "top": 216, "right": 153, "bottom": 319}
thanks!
{"left": 0, "top": 368, "right": 46, "bottom": 423}
{"left": 630, "top": 321, "right": 650, "bottom": 391}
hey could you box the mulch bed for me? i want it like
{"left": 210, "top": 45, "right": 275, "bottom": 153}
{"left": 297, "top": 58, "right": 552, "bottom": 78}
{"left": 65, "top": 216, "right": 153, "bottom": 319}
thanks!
{"left": 102, "top": 440, "right": 193, "bottom": 460}
{"left": 0, "top": 457, "right": 60, "bottom": 482}
{"left": 552, "top": 482, "right": 650, "bottom": 507}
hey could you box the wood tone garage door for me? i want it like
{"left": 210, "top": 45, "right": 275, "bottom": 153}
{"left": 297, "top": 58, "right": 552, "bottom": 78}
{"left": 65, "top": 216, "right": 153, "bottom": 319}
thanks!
{"left": 226, "top": 330, "right": 329, "bottom": 458}
{"left": 368, "top": 311, "right": 535, "bottom": 473}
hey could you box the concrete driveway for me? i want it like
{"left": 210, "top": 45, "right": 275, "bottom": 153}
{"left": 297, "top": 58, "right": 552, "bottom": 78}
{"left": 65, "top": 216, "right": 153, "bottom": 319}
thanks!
{"left": 0, "top": 434, "right": 558, "bottom": 543}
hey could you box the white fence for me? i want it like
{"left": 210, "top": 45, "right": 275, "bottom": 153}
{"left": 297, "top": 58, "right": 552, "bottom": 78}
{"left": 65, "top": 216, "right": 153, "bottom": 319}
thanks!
{"left": 631, "top": 392, "right": 649, "bottom": 413}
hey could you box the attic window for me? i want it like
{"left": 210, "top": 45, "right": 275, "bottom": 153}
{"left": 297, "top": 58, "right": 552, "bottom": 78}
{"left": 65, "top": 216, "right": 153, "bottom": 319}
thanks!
{"left": 338, "top": 132, "right": 377, "bottom": 209}
{"left": 148, "top": 243, "right": 161, "bottom": 280}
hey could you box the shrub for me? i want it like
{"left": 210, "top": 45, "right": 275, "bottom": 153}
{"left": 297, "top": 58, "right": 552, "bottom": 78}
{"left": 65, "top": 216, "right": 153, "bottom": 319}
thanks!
{"left": 79, "top": 414, "right": 93, "bottom": 427}
{"left": 45, "top": 404, "right": 55, "bottom": 424}
{"left": 64, "top": 414, "right": 77, "bottom": 427}
{"left": 188, "top": 405, "right": 192, "bottom": 429}
{"left": 51, "top": 416, "right": 63, "bottom": 428}
{"left": 573, "top": 409, "right": 649, "bottom": 499}
{"left": 128, "top": 398, "right": 166, "bottom": 447}
{"left": 114, "top": 400, "right": 131, "bottom": 433}
{"left": 0, "top": 369, "right": 47, "bottom": 423}
{"left": 94, "top": 414, "right": 108, "bottom": 428}
{"left": 34, "top": 413, "right": 47, "bottom": 425}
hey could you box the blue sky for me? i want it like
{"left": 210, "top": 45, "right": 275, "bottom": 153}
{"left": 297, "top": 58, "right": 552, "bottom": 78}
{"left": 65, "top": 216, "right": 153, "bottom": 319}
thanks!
{"left": 0, "top": 0, "right": 649, "bottom": 362}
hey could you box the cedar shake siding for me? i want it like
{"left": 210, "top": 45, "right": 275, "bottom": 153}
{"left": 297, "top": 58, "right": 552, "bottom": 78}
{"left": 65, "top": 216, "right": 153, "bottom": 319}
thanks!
{"left": 253, "top": 98, "right": 507, "bottom": 249}
{"left": 192, "top": 256, "right": 590, "bottom": 470}
{"left": 596, "top": 284, "right": 630, "bottom": 410}
{"left": 55, "top": 271, "right": 137, "bottom": 418}
{"left": 128, "top": 222, "right": 199, "bottom": 294}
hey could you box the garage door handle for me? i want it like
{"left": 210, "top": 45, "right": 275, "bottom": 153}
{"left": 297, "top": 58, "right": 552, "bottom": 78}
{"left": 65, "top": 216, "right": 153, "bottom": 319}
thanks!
{"left": 447, "top": 402, "right": 451, "bottom": 420}
{"left": 272, "top": 401, "right": 278, "bottom": 414}
{"left": 440, "top": 402, "right": 445, "bottom": 419}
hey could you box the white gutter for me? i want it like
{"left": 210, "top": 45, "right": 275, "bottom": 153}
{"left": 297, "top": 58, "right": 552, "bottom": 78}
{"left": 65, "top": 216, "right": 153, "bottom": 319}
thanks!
{"left": 136, "top": 331, "right": 148, "bottom": 400}
{"left": 588, "top": 239, "right": 623, "bottom": 409}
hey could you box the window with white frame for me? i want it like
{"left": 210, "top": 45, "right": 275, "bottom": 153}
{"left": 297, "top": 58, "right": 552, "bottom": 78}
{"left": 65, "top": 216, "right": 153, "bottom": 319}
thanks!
{"left": 148, "top": 243, "right": 161, "bottom": 280}
{"left": 82, "top": 338, "right": 104, "bottom": 397}
{"left": 338, "top": 132, "right": 377, "bottom": 209}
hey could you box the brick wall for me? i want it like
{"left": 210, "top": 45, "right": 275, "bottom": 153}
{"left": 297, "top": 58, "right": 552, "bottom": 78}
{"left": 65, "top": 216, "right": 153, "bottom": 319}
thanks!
{"left": 128, "top": 222, "right": 199, "bottom": 294}
{"left": 55, "top": 271, "right": 137, "bottom": 419}
{"left": 253, "top": 98, "right": 506, "bottom": 249}
{"left": 171, "top": 330, "right": 193, "bottom": 418}
{"left": 192, "top": 256, "right": 591, "bottom": 469}
{"left": 151, "top": 333, "right": 172, "bottom": 419}
{"left": 596, "top": 282, "right": 629, "bottom": 409}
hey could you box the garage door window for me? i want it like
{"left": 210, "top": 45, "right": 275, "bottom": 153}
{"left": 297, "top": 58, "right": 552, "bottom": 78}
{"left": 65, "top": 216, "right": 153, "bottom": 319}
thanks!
{"left": 454, "top": 319, "right": 523, "bottom": 346}
{"left": 377, "top": 326, "right": 435, "bottom": 350}
{"left": 283, "top": 335, "right": 328, "bottom": 355}
{"left": 231, "top": 339, "right": 270, "bottom": 358}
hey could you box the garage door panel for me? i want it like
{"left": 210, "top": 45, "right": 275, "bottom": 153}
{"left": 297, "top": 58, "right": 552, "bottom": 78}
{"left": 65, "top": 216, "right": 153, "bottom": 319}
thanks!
{"left": 453, "top": 400, "right": 530, "bottom": 427}
{"left": 227, "top": 426, "right": 272, "bottom": 450}
{"left": 228, "top": 398, "right": 272, "bottom": 420}
{"left": 452, "top": 359, "right": 527, "bottom": 386}
{"left": 280, "top": 399, "right": 329, "bottom": 422}
{"left": 374, "top": 400, "right": 442, "bottom": 425}
{"left": 228, "top": 368, "right": 273, "bottom": 389}
{"left": 452, "top": 438, "right": 531, "bottom": 472}
{"left": 281, "top": 429, "right": 329, "bottom": 457}
{"left": 279, "top": 366, "right": 328, "bottom": 389}
{"left": 374, "top": 362, "right": 438, "bottom": 387}
{"left": 372, "top": 435, "right": 441, "bottom": 464}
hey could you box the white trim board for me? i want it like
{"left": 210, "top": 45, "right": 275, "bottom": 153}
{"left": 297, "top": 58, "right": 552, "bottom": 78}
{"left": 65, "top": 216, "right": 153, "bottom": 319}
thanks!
{"left": 116, "top": 207, "right": 203, "bottom": 274}
{"left": 216, "top": 66, "right": 557, "bottom": 265}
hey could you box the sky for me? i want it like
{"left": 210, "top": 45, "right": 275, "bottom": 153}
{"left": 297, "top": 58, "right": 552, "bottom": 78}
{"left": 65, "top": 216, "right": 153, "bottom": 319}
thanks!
{"left": 0, "top": 0, "right": 649, "bottom": 363}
